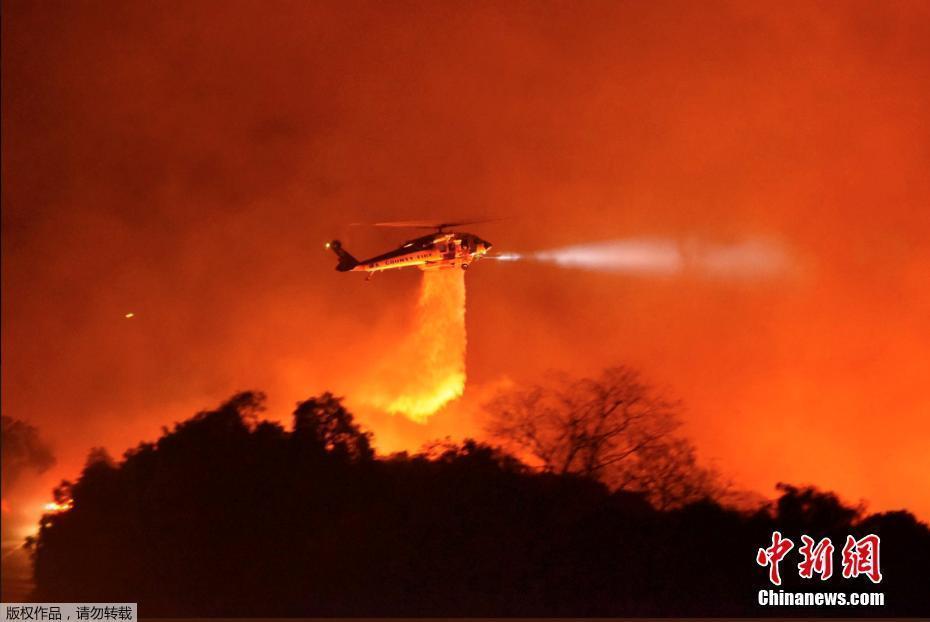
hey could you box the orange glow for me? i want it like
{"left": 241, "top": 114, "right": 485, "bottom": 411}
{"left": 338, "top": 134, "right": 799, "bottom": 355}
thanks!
{"left": 365, "top": 269, "right": 467, "bottom": 423}
{"left": 3, "top": 0, "right": 930, "bottom": 547}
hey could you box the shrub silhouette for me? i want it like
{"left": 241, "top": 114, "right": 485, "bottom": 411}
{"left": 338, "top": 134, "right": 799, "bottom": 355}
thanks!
{"left": 30, "top": 392, "right": 930, "bottom": 616}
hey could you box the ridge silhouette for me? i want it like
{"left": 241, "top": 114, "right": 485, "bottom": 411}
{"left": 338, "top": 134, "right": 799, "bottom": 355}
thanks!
{"left": 27, "top": 391, "right": 930, "bottom": 616}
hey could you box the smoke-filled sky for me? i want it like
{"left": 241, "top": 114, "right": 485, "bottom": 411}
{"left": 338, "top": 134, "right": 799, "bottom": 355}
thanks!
{"left": 3, "top": 0, "right": 929, "bottom": 530}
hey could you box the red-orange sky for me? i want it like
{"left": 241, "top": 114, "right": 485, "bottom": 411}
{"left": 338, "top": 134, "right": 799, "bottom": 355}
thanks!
{"left": 3, "top": 0, "right": 929, "bottom": 534}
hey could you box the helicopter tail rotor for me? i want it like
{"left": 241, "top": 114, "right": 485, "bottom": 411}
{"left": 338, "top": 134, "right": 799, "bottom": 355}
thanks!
{"left": 327, "top": 240, "right": 359, "bottom": 272}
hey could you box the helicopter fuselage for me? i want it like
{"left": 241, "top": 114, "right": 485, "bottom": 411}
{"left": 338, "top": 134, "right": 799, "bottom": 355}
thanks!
{"left": 328, "top": 231, "right": 492, "bottom": 274}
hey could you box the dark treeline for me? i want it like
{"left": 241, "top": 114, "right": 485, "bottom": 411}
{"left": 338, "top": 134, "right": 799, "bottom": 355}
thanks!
{"left": 30, "top": 391, "right": 929, "bottom": 617}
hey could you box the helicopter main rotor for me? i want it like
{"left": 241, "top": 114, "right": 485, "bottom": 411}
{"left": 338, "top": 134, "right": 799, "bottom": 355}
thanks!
{"left": 361, "top": 219, "right": 501, "bottom": 233}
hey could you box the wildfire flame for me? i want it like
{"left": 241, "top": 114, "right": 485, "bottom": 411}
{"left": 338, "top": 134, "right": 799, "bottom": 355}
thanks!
{"left": 366, "top": 268, "right": 467, "bottom": 423}
{"left": 43, "top": 500, "right": 73, "bottom": 513}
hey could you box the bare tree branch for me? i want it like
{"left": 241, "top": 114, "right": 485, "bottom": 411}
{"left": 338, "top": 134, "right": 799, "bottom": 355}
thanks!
{"left": 484, "top": 366, "right": 722, "bottom": 509}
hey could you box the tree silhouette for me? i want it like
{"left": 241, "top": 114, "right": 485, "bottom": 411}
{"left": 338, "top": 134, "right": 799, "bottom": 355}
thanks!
{"left": 772, "top": 483, "right": 862, "bottom": 533}
{"left": 292, "top": 392, "right": 373, "bottom": 461}
{"left": 485, "top": 366, "right": 720, "bottom": 508}
{"left": 616, "top": 436, "right": 722, "bottom": 510}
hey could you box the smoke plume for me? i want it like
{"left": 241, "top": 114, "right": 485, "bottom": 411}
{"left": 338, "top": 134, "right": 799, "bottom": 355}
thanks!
{"left": 1, "top": 416, "right": 55, "bottom": 491}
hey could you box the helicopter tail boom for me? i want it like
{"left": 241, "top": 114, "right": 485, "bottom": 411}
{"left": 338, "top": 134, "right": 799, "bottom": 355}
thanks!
{"left": 327, "top": 240, "right": 359, "bottom": 271}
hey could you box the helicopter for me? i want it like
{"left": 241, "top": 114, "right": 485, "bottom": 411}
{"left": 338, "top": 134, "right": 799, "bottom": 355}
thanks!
{"left": 327, "top": 221, "right": 493, "bottom": 277}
